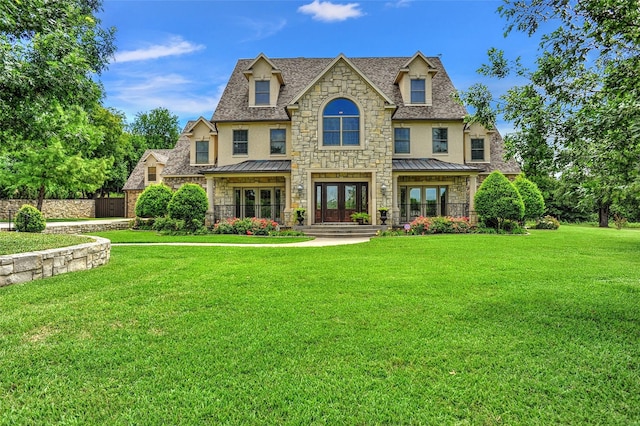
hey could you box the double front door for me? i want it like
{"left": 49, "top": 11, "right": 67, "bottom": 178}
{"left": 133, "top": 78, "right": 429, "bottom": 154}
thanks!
{"left": 315, "top": 182, "right": 368, "bottom": 223}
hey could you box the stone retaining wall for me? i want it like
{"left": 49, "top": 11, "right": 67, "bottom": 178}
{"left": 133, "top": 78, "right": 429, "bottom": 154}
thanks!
{"left": 0, "top": 237, "right": 111, "bottom": 287}
{"left": 43, "top": 221, "right": 130, "bottom": 234}
{"left": 1, "top": 199, "right": 95, "bottom": 219}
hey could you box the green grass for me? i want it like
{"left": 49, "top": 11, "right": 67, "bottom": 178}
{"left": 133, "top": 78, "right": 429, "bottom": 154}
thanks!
{"left": 90, "top": 230, "right": 312, "bottom": 244}
{"left": 0, "top": 226, "right": 638, "bottom": 424}
{"left": 0, "top": 233, "right": 93, "bottom": 255}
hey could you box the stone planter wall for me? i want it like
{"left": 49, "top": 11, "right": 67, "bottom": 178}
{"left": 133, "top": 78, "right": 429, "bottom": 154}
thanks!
{"left": 43, "top": 221, "right": 130, "bottom": 234}
{"left": 0, "top": 237, "right": 111, "bottom": 287}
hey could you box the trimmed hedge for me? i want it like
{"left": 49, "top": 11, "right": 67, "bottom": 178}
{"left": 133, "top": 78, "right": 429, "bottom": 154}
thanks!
{"left": 475, "top": 171, "right": 524, "bottom": 230}
{"left": 514, "top": 175, "right": 545, "bottom": 220}
{"left": 167, "top": 183, "right": 208, "bottom": 231}
{"left": 135, "top": 184, "right": 173, "bottom": 218}
{"left": 15, "top": 205, "right": 46, "bottom": 233}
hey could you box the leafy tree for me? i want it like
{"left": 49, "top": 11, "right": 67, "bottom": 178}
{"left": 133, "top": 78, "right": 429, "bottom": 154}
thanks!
{"left": 460, "top": 1, "right": 640, "bottom": 227}
{"left": 513, "top": 175, "right": 545, "bottom": 221}
{"left": 475, "top": 171, "right": 524, "bottom": 230}
{"left": 167, "top": 184, "right": 208, "bottom": 230}
{"left": 129, "top": 108, "right": 180, "bottom": 150}
{"left": 0, "top": 104, "right": 109, "bottom": 210}
{"left": 135, "top": 184, "right": 173, "bottom": 218}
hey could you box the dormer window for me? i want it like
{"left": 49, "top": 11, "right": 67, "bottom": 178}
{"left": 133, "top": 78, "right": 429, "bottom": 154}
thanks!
{"left": 147, "top": 166, "right": 157, "bottom": 182}
{"left": 195, "top": 140, "right": 209, "bottom": 164}
{"left": 255, "top": 80, "right": 270, "bottom": 105}
{"left": 411, "top": 79, "right": 426, "bottom": 104}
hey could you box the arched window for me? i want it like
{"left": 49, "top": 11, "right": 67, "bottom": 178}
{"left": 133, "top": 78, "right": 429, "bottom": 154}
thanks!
{"left": 323, "top": 98, "right": 360, "bottom": 146}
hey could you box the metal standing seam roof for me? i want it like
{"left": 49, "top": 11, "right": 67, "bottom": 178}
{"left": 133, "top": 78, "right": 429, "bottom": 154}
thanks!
{"left": 200, "top": 160, "right": 291, "bottom": 174}
{"left": 392, "top": 158, "right": 481, "bottom": 172}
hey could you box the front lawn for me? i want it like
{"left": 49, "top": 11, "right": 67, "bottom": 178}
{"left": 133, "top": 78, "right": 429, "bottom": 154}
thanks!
{"left": 90, "top": 229, "right": 312, "bottom": 244}
{"left": 0, "top": 226, "right": 638, "bottom": 424}
{"left": 0, "top": 233, "right": 93, "bottom": 255}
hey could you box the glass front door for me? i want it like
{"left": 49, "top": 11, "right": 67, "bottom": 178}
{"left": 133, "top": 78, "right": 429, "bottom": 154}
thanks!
{"left": 315, "top": 183, "right": 368, "bottom": 223}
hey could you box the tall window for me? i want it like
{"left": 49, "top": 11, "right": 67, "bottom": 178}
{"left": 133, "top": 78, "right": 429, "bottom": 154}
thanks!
{"left": 255, "top": 81, "right": 270, "bottom": 105}
{"left": 471, "top": 138, "right": 485, "bottom": 161}
{"left": 432, "top": 128, "right": 448, "bottom": 153}
{"left": 195, "top": 140, "right": 209, "bottom": 164}
{"left": 410, "top": 79, "right": 426, "bottom": 104}
{"left": 270, "top": 129, "right": 286, "bottom": 155}
{"left": 394, "top": 128, "right": 410, "bottom": 154}
{"left": 233, "top": 130, "right": 248, "bottom": 155}
{"left": 323, "top": 98, "right": 360, "bottom": 146}
{"left": 147, "top": 166, "right": 156, "bottom": 182}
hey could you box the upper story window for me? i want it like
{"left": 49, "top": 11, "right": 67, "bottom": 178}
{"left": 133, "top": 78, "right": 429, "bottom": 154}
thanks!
{"left": 255, "top": 81, "right": 270, "bottom": 105}
{"left": 147, "top": 166, "right": 157, "bottom": 182}
{"left": 410, "top": 79, "right": 426, "bottom": 104}
{"left": 432, "top": 128, "right": 448, "bottom": 154}
{"left": 233, "top": 130, "right": 248, "bottom": 155}
{"left": 394, "top": 128, "right": 410, "bottom": 154}
{"left": 195, "top": 140, "right": 209, "bottom": 164}
{"left": 471, "top": 138, "right": 485, "bottom": 161}
{"left": 270, "top": 129, "right": 286, "bottom": 155}
{"left": 323, "top": 98, "right": 360, "bottom": 146}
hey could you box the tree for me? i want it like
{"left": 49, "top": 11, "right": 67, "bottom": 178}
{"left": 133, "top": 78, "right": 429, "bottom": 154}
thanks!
{"left": 460, "top": 1, "right": 640, "bottom": 227}
{"left": 129, "top": 108, "right": 180, "bottom": 150}
{"left": 475, "top": 171, "right": 524, "bottom": 230}
{"left": 513, "top": 175, "right": 545, "bottom": 221}
{"left": 135, "top": 184, "right": 173, "bottom": 218}
{"left": 0, "top": 103, "right": 109, "bottom": 210}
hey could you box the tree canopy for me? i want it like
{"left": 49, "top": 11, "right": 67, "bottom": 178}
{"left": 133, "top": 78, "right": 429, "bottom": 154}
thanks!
{"left": 129, "top": 108, "right": 181, "bottom": 151}
{"left": 459, "top": 0, "right": 640, "bottom": 226}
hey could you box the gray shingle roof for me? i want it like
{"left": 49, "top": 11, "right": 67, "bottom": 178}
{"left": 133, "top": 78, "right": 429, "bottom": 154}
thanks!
{"left": 161, "top": 134, "right": 210, "bottom": 176}
{"left": 393, "top": 158, "right": 480, "bottom": 172}
{"left": 201, "top": 160, "right": 291, "bottom": 174}
{"left": 212, "top": 56, "right": 467, "bottom": 122}
{"left": 473, "top": 131, "right": 521, "bottom": 175}
{"left": 122, "top": 149, "right": 173, "bottom": 190}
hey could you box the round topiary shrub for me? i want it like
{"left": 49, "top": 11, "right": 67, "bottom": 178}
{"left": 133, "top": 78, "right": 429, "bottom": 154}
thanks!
{"left": 135, "top": 184, "right": 173, "bottom": 218}
{"left": 167, "top": 183, "right": 208, "bottom": 231}
{"left": 14, "top": 204, "right": 46, "bottom": 233}
{"left": 475, "top": 171, "right": 525, "bottom": 231}
{"left": 514, "top": 175, "right": 545, "bottom": 221}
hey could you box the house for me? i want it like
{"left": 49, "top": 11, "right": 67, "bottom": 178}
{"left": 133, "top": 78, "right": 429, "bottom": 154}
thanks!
{"left": 123, "top": 52, "right": 519, "bottom": 226}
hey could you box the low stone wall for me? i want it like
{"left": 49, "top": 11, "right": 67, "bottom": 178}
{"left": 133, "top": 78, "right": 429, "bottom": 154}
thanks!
{"left": 0, "top": 237, "right": 111, "bottom": 287}
{"left": 1, "top": 199, "right": 95, "bottom": 219}
{"left": 43, "top": 221, "right": 130, "bottom": 234}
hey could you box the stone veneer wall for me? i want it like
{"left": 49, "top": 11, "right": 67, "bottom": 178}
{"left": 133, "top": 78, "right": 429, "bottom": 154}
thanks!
{"left": 0, "top": 236, "right": 110, "bottom": 287}
{"left": 43, "top": 221, "right": 130, "bottom": 234}
{"left": 1, "top": 199, "right": 95, "bottom": 220}
{"left": 289, "top": 60, "right": 394, "bottom": 215}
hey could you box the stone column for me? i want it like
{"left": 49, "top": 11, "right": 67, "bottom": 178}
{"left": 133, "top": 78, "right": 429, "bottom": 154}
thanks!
{"left": 392, "top": 173, "right": 399, "bottom": 224}
{"left": 468, "top": 175, "right": 478, "bottom": 225}
{"left": 205, "top": 176, "right": 215, "bottom": 225}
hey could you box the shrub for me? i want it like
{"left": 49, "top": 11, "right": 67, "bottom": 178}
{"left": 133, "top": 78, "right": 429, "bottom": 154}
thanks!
{"left": 14, "top": 205, "right": 46, "bottom": 233}
{"left": 475, "top": 171, "right": 525, "bottom": 231}
{"left": 135, "top": 184, "right": 173, "bottom": 218}
{"left": 533, "top": 215, "right": 560, "bottom": 230}
{"left": 211, "top": 217, "right": 279, "bottom": 235}
{"left": 167, "top": 184, "right": 208, "bottom": 231}
{"left": 409, "top": 216, "right": 470, "bottom": 235}
{"left": 514, "top": 175, "right": 545, "bottom": 221}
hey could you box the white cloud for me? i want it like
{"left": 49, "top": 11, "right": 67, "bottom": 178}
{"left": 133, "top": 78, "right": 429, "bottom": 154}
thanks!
{"left": 114, "top": 36, "right": 205, "bottom": 63}
{"left": 298, "top": 0, "right": 364, "bottom": 22}
{"left": 240, "top": 18, "right": 287, "bottom": 42}
{"left": 385, "top": 0, "right": 412, "bottom": 8}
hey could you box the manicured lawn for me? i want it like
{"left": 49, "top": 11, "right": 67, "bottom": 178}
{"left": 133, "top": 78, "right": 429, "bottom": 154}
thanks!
{"left": 0, "top": 226, "right": 638, "bottom": 424}
{"left": 90, "top": 230, "right": 312, "bottom": 244}
{"left": 0, "top": 233, "right": 93, "bottom": 255}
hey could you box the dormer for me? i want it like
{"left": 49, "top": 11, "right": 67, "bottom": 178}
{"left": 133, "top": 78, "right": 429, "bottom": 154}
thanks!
{"left": 185, "top": 117, "right": 218, "bottom": 166}
{"left": 243, "top": 53, "right": 284, "bottom": 107}
{"left": 142, "top": 151, "right": 168, "bottom": 186}
{"left": 394, "top": 51, "right": 438, "bottom": 106}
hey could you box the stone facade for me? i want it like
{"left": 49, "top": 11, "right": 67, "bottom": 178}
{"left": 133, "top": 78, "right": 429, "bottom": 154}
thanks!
{"left": 0, "top": 237, "right": 110, "bottom": 287}
{"left": 289, "top": 60, "right": 394, "bottom": 214}
{"left": 1, "top": 199, "right": 95, "bottom": 220}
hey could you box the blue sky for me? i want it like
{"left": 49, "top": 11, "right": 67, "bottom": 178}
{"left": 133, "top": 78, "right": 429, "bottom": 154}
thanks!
{"left": 99, "top": 0, "right": 540, "bottom": 133}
